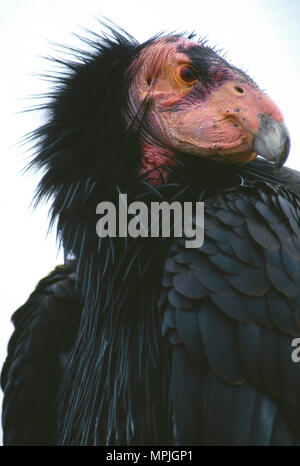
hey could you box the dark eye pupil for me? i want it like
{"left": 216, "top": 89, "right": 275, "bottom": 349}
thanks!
{"left": 180, "top": 66, "right": 197, "bottom": 83}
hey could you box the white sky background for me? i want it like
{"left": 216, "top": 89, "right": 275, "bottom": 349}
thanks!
{"left": 0, "top": 0, "right": 299, "bottom": 443}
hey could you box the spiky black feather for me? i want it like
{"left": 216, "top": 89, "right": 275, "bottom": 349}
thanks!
{"left": 23, "top": 25, "right": 185, "bottom": 445}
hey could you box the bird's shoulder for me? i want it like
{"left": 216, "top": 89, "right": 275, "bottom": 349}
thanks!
{"left": 1, "top": 261, "right": 82, "bottom": 445}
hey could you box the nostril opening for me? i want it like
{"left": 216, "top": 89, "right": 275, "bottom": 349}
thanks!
{"left": 235, "top": 86, "right": 244, "bottom": 94}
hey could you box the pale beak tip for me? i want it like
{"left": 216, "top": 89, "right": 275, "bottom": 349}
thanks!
{"left": 253, "top": 115, "right": 290, "bottom": 168}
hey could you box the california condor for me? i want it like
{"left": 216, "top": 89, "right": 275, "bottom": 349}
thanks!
{"left": 2, "top": 23, "right": 300, "bottom": 446}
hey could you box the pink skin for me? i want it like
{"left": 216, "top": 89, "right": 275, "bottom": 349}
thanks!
{"left": 126, "top": 37, "right": 284, "bottom": 185}
{"left": 139, "top": 143, "right": 178, "bottom": 183}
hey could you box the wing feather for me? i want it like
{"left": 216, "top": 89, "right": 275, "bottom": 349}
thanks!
{"left": 161, "top": 183, "right": 300, "bottom": 445}
{"left": 1, "top": 263, "right": 82, "bottom": 445}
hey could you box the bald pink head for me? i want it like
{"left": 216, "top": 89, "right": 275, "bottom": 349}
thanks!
{"left": 124, "top": 35, "right": 288, "bottom": 184}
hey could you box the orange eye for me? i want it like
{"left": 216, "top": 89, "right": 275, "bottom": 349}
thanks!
{"left": 179, "top": 66, "right": 198, "bottom": 84}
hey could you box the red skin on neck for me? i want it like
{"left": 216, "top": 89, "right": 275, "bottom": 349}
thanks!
{"left": 140, "top": 142, "right": 179, "bottom": 185}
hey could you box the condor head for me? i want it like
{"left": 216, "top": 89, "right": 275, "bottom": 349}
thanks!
{"left": 127, "top": 36, "right": 290, "bottom": 181}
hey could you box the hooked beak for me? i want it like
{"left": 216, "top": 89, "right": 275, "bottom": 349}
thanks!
{"left": 253, "top": 114, "right": 290, "bottom": 168}
{"left": 164, "top": 79, "right": 291, "bottom": 167}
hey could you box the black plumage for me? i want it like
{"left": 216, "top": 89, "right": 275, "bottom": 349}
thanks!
{"left": 161, "top": 182, "right": 300, "bottom": 445}
{"left": 2, "top": 23, "right": 300, "bottom": 446}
